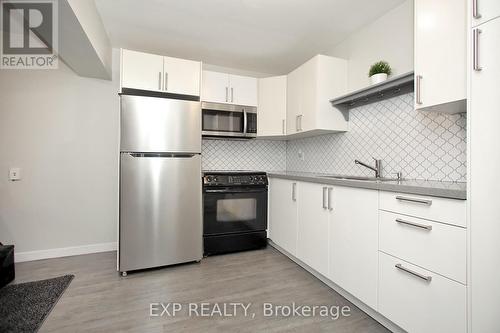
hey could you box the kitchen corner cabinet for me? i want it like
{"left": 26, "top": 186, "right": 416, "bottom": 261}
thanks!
{"left": 120, "top": 49, "right": 201, "bottom": 96}
{"left": 414, "top": 0, "right": 467, "bottom": 113}
{"left": 268, "top": 178, "right": 298, "bottom": 256}
{"left": 201, "top": 70, "right": 258, "bottom": 106}
{"left": 471, "top": 0, "right": 500, "bottom": 27}
{"left": 269, "top": 179, "right": 378, "bottom": 307}
{"left": 286, "top": 55, "right": 348, "bottom": 137}
{"left": 257, "top": 76, "right": 287, "bottom": 138}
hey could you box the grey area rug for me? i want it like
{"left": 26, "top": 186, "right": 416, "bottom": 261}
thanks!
{"left": 0, "top": 275, "right": 74, "bottom": 333}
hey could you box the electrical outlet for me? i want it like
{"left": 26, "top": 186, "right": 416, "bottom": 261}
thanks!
{"left": 9, "top": 168, "right": 21, "bottom": 181}
{"left": 298, "top": 150, "right": 305, "bottom": 161}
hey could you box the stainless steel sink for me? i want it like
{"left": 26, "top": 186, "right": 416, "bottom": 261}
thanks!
{"left": 321, "top": 175, "right": 398, "bottom": 182}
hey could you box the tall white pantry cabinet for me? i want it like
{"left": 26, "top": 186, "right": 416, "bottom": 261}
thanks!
{"left": 469, "top": 1, "right": 500, "bottom": 332}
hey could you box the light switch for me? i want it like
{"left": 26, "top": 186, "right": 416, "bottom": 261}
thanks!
{"left": 9, "top": 168, "right": 21, "bottom": 181}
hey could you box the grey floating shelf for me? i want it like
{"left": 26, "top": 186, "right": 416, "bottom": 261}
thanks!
{"left": 330, "top": 71, "right": 414, "bottom": 111}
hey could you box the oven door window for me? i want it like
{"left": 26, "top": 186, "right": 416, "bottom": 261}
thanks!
{"left": 204, "top": 189, "right": 267, "bottom": 235}
{"left": 217, "top": 198, "right": 257, "bottom": 222}
{"left": 202, "top": 110, "right": 243, "bottom": 133}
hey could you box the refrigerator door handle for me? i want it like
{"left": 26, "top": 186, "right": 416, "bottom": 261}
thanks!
{"left": 128, "top": 153, "right": 198, "bottom": 158}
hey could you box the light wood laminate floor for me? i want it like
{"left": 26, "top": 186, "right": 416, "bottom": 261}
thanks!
{"left": 14, "top": 247, "right": 389, "bottom": 332}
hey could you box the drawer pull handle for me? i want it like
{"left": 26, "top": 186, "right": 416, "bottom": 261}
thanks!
{"left": 395, "top": 264, "right": 432, "bottom": 282}
{"left": 396, "top": 218, "right": 432, "bottom": 230}
{"left": 395, "top": 196, "right": 432, "bottom": 206}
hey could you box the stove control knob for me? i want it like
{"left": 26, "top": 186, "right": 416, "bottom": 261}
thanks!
{"left": 206, "top": 176, "right": 212, "bottom": 182}
{"left": 213, "top": 177, "right": 218, "bottom": 183}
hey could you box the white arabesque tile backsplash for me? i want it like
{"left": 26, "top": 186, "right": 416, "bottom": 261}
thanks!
{"left": 202, "top": 139, "right": 286, "bottom": 171}
{"left": 287, "top": 93, "right": 466, "bottom": 182}
{"left": 201, "top": 93, "right": 467, "bottom": 182}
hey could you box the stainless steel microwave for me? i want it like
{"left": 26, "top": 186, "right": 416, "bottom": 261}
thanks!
{"left": 201, "top": 102, "right": 257, "bottom": 139}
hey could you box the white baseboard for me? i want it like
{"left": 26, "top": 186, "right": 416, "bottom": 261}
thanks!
{"left": 14, "top": 242, "right": 117, "bottom": 263}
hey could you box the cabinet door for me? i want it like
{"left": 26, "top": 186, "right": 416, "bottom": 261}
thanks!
{"left": 229, "top": 74, "right": 258, "bottom": 106}
{"left": 297, "top": 182, "right": 329, "bottom": 276}
{"left": 298, "top": 57, "right": 316, "bottom": 132}
{"left": 470, "top": 17, "right": 500, "bottom": 333}
{"left": 269, "top": 179, "right": 298, "bottom": 256}
{"left": 257, "top": 76, "right": 287, "bottom": 137}
{"left": 472, "top": 0, "right": 500, "bottom": 27}
{"left": 414, "top": 0, "right": 466, "bottom": 112}
{"left": 202, "top": 71, "right": 230, "bottom": 103}
{"left": 286, "top": 67, "right": 301, "bottom": 134}
{"left": 121, "top": 49, "right": 164, "bottom": 92}
{"left": 329, "top": 186, "right": 378, "bottom": 309}
{"left": 163, "top": 56, "right": 201, "bottom": 96}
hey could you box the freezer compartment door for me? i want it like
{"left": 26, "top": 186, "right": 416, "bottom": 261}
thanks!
{"left": 120, "top": 95, "right": 201, "bottom": 153}
{"left": 119, "top": 153, "right": 202, "bottom": 272}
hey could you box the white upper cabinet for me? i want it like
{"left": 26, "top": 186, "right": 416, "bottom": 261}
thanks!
{"left": 286, "top": 55, "right": 348, "bottom": 138}
{"left": 121, "top": 49, "right": 164, "bottom": 92}
{"left": 201, "top": 70, "right": 258, "bottom": 106}
{"left": 201, "top": 71, "right": 230, "bottom": 104}
{"left": 414, "top": 0, "right": 467, "bottom": 113}
{"left": 121, "top": 49, "right": 201, "bottom": 96}
{"left": 257, "top": 76, "right": 287, "bottom": 137}
{"left": 162, "top": 56, "right": 201, "bottom": 96}
{"left": 229, "top": 74, "right": 258, "bottom": 106}
{"left": 472, "top": 0, "right": 500, "bottom": 27}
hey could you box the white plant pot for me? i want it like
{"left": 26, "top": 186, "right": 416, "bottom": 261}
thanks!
{"left": 370, "top": 73, "right": 388, "bottom": 85}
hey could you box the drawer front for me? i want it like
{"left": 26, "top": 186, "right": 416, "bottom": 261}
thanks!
{"left": 379, "top": 211, "right": 466, "bottom": 283}
{"left": 378, "top": 252, "right": 466, "bottom": 333}
{"left": 379, "top": 191, "right": 466, "bottom": 227}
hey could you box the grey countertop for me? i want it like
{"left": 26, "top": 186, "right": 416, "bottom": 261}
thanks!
{"left": 267, "top": 171, "right": 467, "bottom": 200}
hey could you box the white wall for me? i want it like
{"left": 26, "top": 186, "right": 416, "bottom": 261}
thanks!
{"left": 326, "top": 0, "right": 414, "bottom": 92}
{"left": 0, "top": 50, "right": 120, "bottom": 255}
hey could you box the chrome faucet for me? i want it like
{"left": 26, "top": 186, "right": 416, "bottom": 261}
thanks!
{"left": 355, "top": 158, "right": 382, "bottom": 178}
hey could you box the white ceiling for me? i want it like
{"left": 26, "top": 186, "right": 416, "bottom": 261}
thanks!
{"left": 95, "top": 0, "right": 405, "bottom": 75}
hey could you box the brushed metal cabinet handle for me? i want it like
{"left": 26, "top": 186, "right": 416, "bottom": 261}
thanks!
{"left": 295, "top": 115, "right": 299, "bottom": 132}
{"left": 282, "top": 119, "right": 285, "bottom": 135}
{"left": 225, "top": 87, "right": 228, "bottom": 102}
{"left": 299, "top": 115, "right": 303, "bottom": 131}
{"left": 473, "top": 29, "right": 483, "bottom": 71}
{"left": 231, "top": 87, "right": 234, "bottom": 103}
{"left": 396, "top": 218, "right": 432, "bottom": 230}
{"left": 158, "top": 72, "right": 162, "bottom": 90}
{"left": 164, "top": 72, "right": 168, "bottom": 91}
{"left": 328, "top": 187, "right": 333, "bottom": 211}
{"left": 416, "top": 75, "right": 423, "bottom": 105}
{"left": 322, "top": 187, "right": 328, "bottom": 209}
{"left": 395, "top": 264, "right": 432, "bottom": 282}
{"left": 396, "top": 195, "right": 432, "bottom": 206}
{"left": 472, "top": 0, "right": 481, "bottom": 19}
{"left": 292, "top": 183, "right": 297, "bottom": 201}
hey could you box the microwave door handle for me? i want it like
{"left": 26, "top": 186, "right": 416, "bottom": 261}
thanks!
{"left": 243, "top": 110, "right": 248, "bottom": 135}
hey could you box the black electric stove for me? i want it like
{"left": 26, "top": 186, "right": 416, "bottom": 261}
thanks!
{"left": 202, "top": 171, "right": 268, "bottom": 256}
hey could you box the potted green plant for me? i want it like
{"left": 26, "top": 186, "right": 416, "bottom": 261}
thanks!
{"left": 368, "top": 61, "right": 392, "bottom": 85}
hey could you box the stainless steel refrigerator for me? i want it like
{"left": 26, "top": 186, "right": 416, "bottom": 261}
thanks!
{"left": 119, "top": 95, "right": 202, "bottom": 275}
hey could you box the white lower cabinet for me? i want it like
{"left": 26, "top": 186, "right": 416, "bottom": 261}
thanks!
{"left": 296, "top": 182, "right": 330, "bottom": 277}
{"left": 379, "top": 210, "right": 466, "bottom": 284}
{"left": 378, "top": 252, "right": 467, "bottom": 333}
{"left": 328, "top": 186, "right": 379, "bottom": 309}
{"left": 268, "top": 178, "right": 467, "bottom": 332}
{"left": 268, "top": 178, "right": 298, "bottom": 256}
